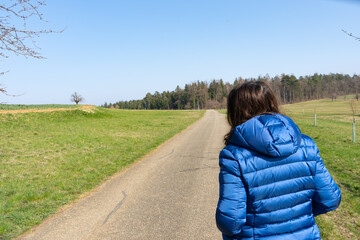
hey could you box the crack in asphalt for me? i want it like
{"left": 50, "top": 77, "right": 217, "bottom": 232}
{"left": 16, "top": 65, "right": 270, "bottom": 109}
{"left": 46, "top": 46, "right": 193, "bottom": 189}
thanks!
{"left": 157, "top": 148, "right": 175, "bottom": 160}
{"left": 178, "top": 155, "right": 218, "bottom": 161}
{"left": 103, "top": 191, "right": 127, "bottom": 225}
{"left": 178, "top": 164, "right": 218, "bottom": 173}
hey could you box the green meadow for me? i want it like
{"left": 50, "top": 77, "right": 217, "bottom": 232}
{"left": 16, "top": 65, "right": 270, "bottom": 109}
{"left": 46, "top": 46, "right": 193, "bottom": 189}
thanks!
{"left": 0, "top": 108, "right": 204, "bottom": 239}
{"left": 283, "top": 99, "right": 360, "bottom": 240}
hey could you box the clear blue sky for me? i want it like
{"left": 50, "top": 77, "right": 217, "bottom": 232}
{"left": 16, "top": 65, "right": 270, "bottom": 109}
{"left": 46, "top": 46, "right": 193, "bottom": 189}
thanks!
{"left": 1, "top": 0, "right": 360, "bottom": 105}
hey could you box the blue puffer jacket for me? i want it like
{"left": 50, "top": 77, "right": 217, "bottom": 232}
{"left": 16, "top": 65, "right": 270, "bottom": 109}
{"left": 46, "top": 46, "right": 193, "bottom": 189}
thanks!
{"left": 216, "top": 113, "right": 341, "bottom": 240}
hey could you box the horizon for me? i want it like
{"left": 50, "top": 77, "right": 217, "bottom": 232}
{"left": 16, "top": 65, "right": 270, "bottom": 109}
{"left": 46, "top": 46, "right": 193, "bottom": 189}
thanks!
{"left": 2, "top": 72, "right": 358, "bottom": 106}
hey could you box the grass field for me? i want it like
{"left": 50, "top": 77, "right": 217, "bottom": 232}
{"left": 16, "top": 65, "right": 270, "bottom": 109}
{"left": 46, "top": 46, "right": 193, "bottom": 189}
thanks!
{"left": 0, "top": 108, "right": 204, "bottom": 239}
{"left": 282, "top": 99, "right": 359, "bottom": 240}
{"left": 0, "top": 104, "right": 79, "bottom": 110}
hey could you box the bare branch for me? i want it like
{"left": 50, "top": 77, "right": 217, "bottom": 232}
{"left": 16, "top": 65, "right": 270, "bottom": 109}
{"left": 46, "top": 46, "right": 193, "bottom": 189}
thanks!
{"left": 350, "top": 100, "right": 357, "bottom": 114}
{"left": 0, "top": 84, "right": 18, "bottom": 97}
{"left": 350, "top": 100, "right": 358, "bottom": 124}
{"left": 0, "top": 1, "right": 63, "bottom": 96}
{"left": 0, "top": 87, "right": 7, "bottom": 95}
{"left": 342, "top": 29, "right": 360, "bottom": 41}
{"left": 0, "top": 71, "right": 7, "bottom": 94}
{"left": 0, "top": 0, "right": 56, "bottom": 59}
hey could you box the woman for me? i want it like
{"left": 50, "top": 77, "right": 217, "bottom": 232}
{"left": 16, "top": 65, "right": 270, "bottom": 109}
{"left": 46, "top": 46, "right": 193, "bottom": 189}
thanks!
{"left": 216, "top": 81, "right": 341, "bottom": 240}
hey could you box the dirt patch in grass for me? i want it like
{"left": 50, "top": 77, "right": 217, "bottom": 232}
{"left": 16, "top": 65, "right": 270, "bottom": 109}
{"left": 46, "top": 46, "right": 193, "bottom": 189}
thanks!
{"left": 0, "top": 105, "right": 94, "bottom": 114}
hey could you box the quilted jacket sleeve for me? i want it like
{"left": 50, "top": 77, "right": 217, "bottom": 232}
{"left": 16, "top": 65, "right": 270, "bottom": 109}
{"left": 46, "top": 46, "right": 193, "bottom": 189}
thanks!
{"left": 312, "top": 146, "right": 341, "bottom": 216}
{"left": 216, "top": 148, "right": 247, "bottom": 237}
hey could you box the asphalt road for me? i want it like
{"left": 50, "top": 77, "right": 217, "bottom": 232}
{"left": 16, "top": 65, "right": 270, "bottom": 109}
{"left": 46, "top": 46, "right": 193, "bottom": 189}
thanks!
{"left": 19, "top": 110, "right": 228, "bottom": 240}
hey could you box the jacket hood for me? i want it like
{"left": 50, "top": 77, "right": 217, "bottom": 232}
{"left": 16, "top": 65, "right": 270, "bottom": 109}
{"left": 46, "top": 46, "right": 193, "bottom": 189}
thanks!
{"left": 228, "top": 113, "right": 302, "bottom": 158}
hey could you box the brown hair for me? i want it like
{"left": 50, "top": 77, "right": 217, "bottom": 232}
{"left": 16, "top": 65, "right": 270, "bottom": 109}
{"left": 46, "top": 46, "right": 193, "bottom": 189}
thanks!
{"left": 224, "top": 81, "right": 282, "bottom": 145}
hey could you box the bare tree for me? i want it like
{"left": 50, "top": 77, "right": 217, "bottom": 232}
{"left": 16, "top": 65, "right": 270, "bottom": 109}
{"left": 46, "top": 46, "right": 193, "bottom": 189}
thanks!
{"left": 1, "top": 0, "right": 56, "bottom": 94}
{"left": 71, "top": 92, "right": 84, "bottom": 105}
{"left": 350, "top": 100, "right": 357, "bottom": 122}
{"left": 350, "top": 100, "right": 357, "bottom": 143}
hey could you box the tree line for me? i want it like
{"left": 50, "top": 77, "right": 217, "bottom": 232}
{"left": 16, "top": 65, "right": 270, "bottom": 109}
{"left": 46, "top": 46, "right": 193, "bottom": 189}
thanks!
{"left": 102, "top": 73, "right": 360, "bottom": 110}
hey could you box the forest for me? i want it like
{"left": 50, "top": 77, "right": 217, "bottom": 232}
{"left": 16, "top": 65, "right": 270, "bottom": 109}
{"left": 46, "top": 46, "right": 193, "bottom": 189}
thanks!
{"left": 102, "top": 73, "right": 360, "bottom": 110}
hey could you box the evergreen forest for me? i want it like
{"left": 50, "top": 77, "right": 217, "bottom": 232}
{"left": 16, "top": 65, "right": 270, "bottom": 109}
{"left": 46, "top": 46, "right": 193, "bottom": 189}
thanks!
{"left": 102, "top": 73, "right": 360, "bottom": 109}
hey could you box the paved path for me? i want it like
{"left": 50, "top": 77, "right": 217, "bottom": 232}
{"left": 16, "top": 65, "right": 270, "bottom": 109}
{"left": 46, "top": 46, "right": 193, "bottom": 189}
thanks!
{"left": 19, "top": 110, "right": 228, "bottom": 240}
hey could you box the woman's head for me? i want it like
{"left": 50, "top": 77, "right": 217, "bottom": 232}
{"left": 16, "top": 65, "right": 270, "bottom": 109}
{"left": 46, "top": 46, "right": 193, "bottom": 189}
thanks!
{"left": 225, "top": 81, "right": 281, "bottom": 144}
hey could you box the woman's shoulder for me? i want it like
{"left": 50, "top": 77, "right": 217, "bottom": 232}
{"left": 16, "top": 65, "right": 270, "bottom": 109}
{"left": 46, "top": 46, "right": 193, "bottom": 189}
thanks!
{"left": 300, "top": 134, "right": 317, "bottom": 147}
{"left": 220, "top": 144, "right": 253, "bottom": 162}
{"left": 299, "top": 134, "right": 321, "bottom": 158}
